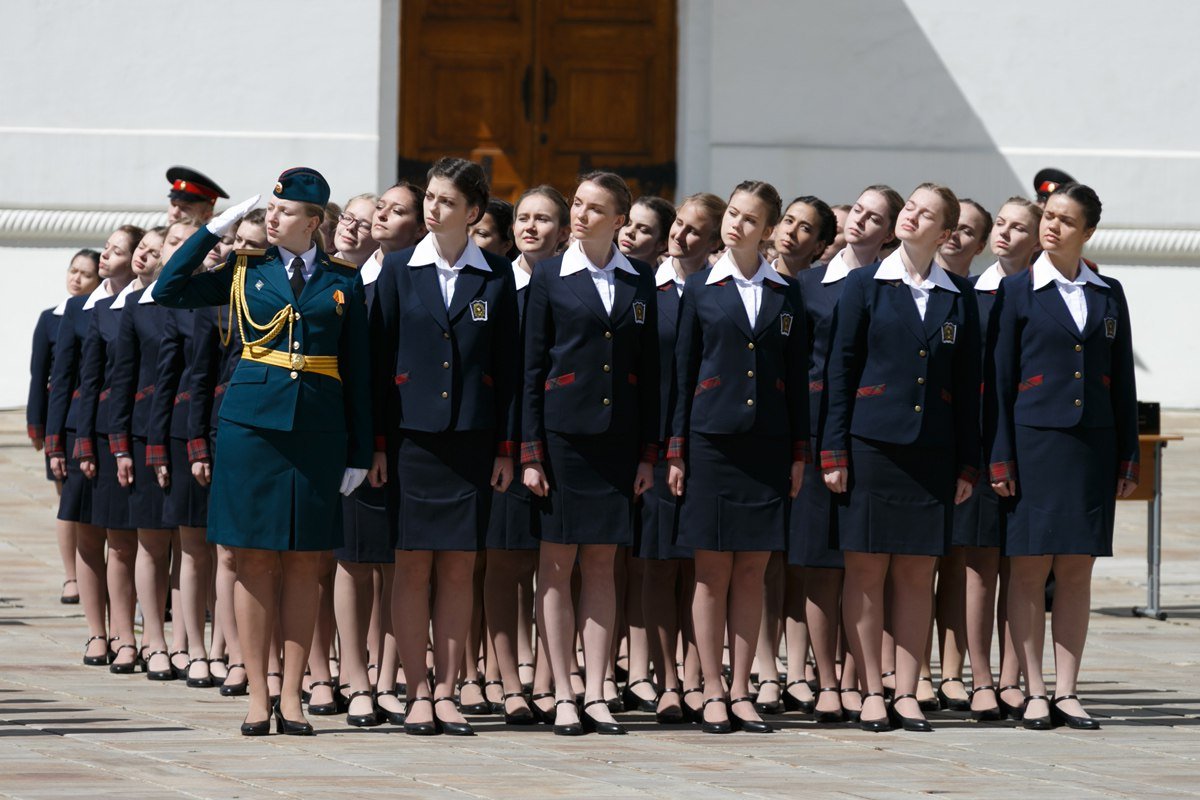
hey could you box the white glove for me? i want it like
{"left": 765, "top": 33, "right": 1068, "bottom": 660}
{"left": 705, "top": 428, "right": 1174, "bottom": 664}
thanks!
{"left": 206, "top": 194, "right": 261, "bottom": 237}
{"left": 340, "top": 467, "right": 368, "bottom": 496}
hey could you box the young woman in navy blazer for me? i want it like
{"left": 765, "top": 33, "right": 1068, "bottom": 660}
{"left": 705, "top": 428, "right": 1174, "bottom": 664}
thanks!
{"left": 482, "top": 185, "right": 570, "bottom": 726}
{"left": 74, "top": 226, "right": 145, "bottom": 672}
{"left": 990, "top": 184, "right": 1138, "bottom": 730}
{"left": 45, "top": 231, "right": 134, "bottom": 667}
{"left": 822, "top": 184, "right": 981, "bottom": 732}
{"left": 28, "top": 249, "right": 100, "bottom": 605}
{"left": 633, "top": 192, "right": 725, "bottom": 724}
{"left": 369, "top": 158, "right": 520, "bottom": 736}
{"left": 667, "top": 180, "right": 810, "bottom": 734}
{"left": 522, "top": 171, "right": 659, "bottom": 736}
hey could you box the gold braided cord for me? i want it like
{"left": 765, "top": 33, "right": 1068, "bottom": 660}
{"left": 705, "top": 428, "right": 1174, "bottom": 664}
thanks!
{"left": 225, "top": 254, "right": 295, "bottom": 353}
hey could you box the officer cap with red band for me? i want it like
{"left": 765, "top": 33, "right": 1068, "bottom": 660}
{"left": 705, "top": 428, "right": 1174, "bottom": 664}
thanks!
{"left": 166, "top": 166, "right": 229, "bottom": 205}
{"left": 1033, "top": 167, "right": 1076, "bottom": 203}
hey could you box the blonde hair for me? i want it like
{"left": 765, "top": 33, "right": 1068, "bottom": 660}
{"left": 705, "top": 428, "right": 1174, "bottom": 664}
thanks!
{"left": 678, "top": 192, "right": 727, "bottom": 245}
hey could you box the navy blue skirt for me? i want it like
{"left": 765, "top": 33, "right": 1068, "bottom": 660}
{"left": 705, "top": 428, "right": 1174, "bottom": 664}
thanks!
{"left": 336, "top": 466, "right": 395, "bottom": 563}
{"left": 536, "top": 431, "right": 636, "bottom": 546}
{"left": 635, "top": 459, "right": 690, "bottom": 560}
{"left": 393, "top": 430, "right": 493, "bottom": 552}
{"left": 91, "top": 437, "right": 133, "bottom": 530}
{"left": 676, "top": 433, "right": 789, "bottom": 553}
{"left": 788, "top": 450, "right": 843, "bottom": 568}
{"left": 834, "top": 437, "right": 953, "bottom": 557}
{"left": 57, "top": 433, "right": 94, "bottom": 524}
{"left": 486, "top": 481, "right": 539, "bottom": 551}
{"left": 1004, "top": 425, "right": 1117, "bottom": 557}
{"left": 951, "top": 476, "right": 1001, "bottom": 549}
{"left": 128, "top": 437, "right": 168, "bottom": 530}
{"left": 209, "top": 420, "right": 345, "bottom": 551}
{"left": 162, "top": 437, "right": 208, "bottom": 528}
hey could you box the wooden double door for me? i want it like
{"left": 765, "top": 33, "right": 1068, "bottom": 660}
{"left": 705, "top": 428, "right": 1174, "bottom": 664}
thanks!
{"left": 398, "top": 0, "right": 677, "bottom": 202}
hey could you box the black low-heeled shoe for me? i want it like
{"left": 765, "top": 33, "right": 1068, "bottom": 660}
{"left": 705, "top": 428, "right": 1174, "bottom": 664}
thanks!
{"left": 307, "top": 680, "right": 342, "bottom": 715}
{"left": 969, "top": 685, "right": 1003, "bottom": 722}
{"left": 655, "top": 687, "right": 685, "bottom": 724}
{"left": 553, "top": 699, "right": 583, "bottom": 736}
{"left": 753, "top": 678, "right": 783, "bottom": 715}
{"left": 782, "top": 678, "right": 816, "bottom": 714}
{"left": 916, "top": 677, "right": 940, "bottom": 713}
{"left": 841, "top": 688, "right": 864, "bottom": 723}
{"left": 61, "top": 578, "right": 80, "bottom": 605}
{"left": 530, "top": 692, "right": 556, "bottom": 725}
{"left": 484, "top": 680, "right": 506, "bottom": 715}
{"left": 623, "top": 678, "right": 659, "bottom": 713}
{"left": 375, "top": 690, "right": 406, "bottom": 725}
{"left": 240, "top": 716, "right": 271, "bottom": 736}
{"left": 1022, "top": 695, "right": 1053, "bottom": 730}
{"left": 457, "top": 678, "right": 491, "bottom": 716}
{"left": 582, "top": 698, "right": 626, "bottom": 735}
{"left": 220, "top": 663, "right": 249, "bottom": 696}
{"left": 403, "top": 697, "right": 438, "bottom": 735}
{"left": 700, "top": 696, "right": 732, "bottom": 735}
{"left": 170, "top": 650, "right": 190, "bottom": 680}
{"left": 814, "top": 687, "right": 847, "bottom": 724}
{"left": 682, "top": 688, "right": 704, "bottom": 724}
{"left": 145, "top": 650, "right": 176, "bottom": 681}
{"left": 889, "top": 694, "right": 934, "bottom": 732}
{"left": 729, "top": 697, "right": 773, "bottom": 733}
{"left": 434, "top": 697, "right": 475, "bottom": 736}
{"left": 502, "top": 692, "right": 536, "bottom": 725}
{"left": 346, "top": 690, "right": 382, "bottom": 728}
{"left": 109, "top": 644, "right": 141, "bottom": 675}
{"left": 186, "top": 658, "right": 214, "bottom": 688}
{"left": 859, "top": 691, "right": 892, "bottom": 732}
{"left": 273, "top": 701, "right": 315, "bottom": 736}
{"left": 1050, "top": 694, "right": 1101, "bottom": 730}
{"left": 82, "top": 635, "right": 111, "bottom": 666}
{"left": 937, "top": 677, "right": 971, "bottom": 712}
{"left": 997, "top": 684, "right": 1025, "bottom": 720}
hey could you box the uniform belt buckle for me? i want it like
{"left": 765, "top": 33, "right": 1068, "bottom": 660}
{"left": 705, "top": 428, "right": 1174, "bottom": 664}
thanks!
{"left": 290, "top": 353, "right": 305, "bottom": 370}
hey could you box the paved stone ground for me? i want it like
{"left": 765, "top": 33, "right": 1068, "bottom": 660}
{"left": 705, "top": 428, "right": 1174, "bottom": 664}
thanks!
{"left": 0, "top": 409, "right": 1196, "bottom": 799}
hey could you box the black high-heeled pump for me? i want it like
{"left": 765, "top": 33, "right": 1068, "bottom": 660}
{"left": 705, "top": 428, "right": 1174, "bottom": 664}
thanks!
{"left": 858, "top": 691, "right": 892, "bottom": 732}
{"left": 729, "top": 697, "right": 773, "bottom": 733}
{"left": 434, "top": 696, "right": 475, "bottom": 736}
{"left": 1022, "top": 695, "right": 1053, "bottom": 730}
{"left": 307, "top": 680, "right": 342, "bottom": 715}
{"left": 753, "top": 678, "right": 783, "bottom": 715}
{"left": 82, "top": 635, "right": 111, "bottom": 666}
{"left": 186, "top": 658, "right": 214, "bottom": 688}
{"left": 841, "top": 688, "right": 864, "bottom": 723}
{"left": 109, "top": 644, "right": 141, "bottom": 675}
{"left": 814, "top": 687, "right": 847, "bottom": 724}
{"left": 403, "top": 697, "right": 438, "bottom": 735}
{"left": 553, "top": 699, "right": 583, "bottom": 736}
{"left": 880, "top": 671, "right": 897, "bottom": 700}
{"left": 1050, "top": 694, "right": 1101, "bottom": 730}
{"left": 700, "top": 697, "right": 731, "bottom": 735}
{"left": 145, "top": 650, "right": 176, "bottom": 681}
{"left": 273, "top": 701, "right": 315, "bottom": 736}
{"left": 346, "top": 690, "right": 381, "bottom": 728}
{"left": 997, "top": 684, "right": 1025, "bottom": 720}
{"left": 518, "top": 662, "right": 535, "bottom": 694}
{"left": 889, "top": 694, "right": 933, "bottom": 732}
{"left": 582, "top": 698, "right": 626, "bottom": 735}
{"left": 969, "top": 685, "right": 1003, "bottom": 722}
{"left": 623, "top": 678, "right": 659, "bottom": 712}
{"left": 240, "top": 715, "right": 271, "bottom": 736}
{"left": 220, "top": 663, "right": 248, "bottom": 696}
{"left": 782, "top": 678, "right": 816, "bottom": 714}
{"left": 602, "top": 677, "right": 624, "bottom": 714}
{"left": 655, "top": 687, "right": 684, "bottom": 724}
{"left": 937, "top": 677, "right": 971, "bottom": 712}
{"left": 267, "top": 671, "right": 283, "bottom": 709}
{"left": 502, "top": 692, "right": 536, "bottom": 725}
{"left": 457, "top": 678, "right": 491, "bottom": 716}
{"left": 530, "top": 692, "right": 556, "bottom": 725}
{"left": 170, "top": 650, "right": 190, "bottom": 680}
{"left": 484, "top": 680, "right": 506, "bottom": 714}
{"left": 917, "top": 676, "right": 940, "bottom": 713}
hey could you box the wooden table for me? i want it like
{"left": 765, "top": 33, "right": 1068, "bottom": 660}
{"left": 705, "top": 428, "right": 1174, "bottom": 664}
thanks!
{"left": 1119, "top": 434, "right": 1184, "bottom": 620}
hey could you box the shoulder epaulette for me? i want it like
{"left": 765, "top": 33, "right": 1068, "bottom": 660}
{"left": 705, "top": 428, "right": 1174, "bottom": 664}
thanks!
{"left": 236, "top": 248, "right": 267, "bottom": 258}
{"left": 328, "top": 255, "right": 358, "bottom": 270}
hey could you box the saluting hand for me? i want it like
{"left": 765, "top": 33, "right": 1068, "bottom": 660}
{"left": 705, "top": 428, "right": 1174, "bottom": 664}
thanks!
{"left": 368, "top": 451, "right": 387, "bottom": 488}
{"left": 1117, "top": 478, "right": 1138, "bottom": 498}
{"left": 116, "top": 455, "right": 134, "bottom": 488}
{"left": 206, "top": 194, "right": 261, "bottom": 237}
{"left": 823, "top": 467, "right": 848, "bottom": 494}
{"left": 789, "top": 461, "right": 804, "bottom": 499}
{"left": 991, "top": 480, "right": 1015, "bottom": 498}
{"left": 80, "top": 458, "right": 96, "bottom": 480}
{"left": 192, "top": 460, "right": 212, "bottom": 487}
{"left": 523, "top": 463, "right": 550, "bottom": 497}
{"left": 491, "top": 456, "right": 513, "bottom": 493}
{"left": 667, "top": 458, "right": 685, "bottom": 497}
{"left": 633, "top": 461, "right": 654, "bottom": 498}
{"left": 954, "top": 478, "right": 973, "bottom": 505}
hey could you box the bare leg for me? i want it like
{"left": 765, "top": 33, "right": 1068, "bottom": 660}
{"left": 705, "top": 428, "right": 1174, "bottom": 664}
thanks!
{"left": 106, "top": 529, "right": 139, "bottom": 667}
{"left": 728, "top": 551, "right": 771, "bottom": 724}
{"left": 889, "top": 555, "right": 938, "bottom": 722}
{"left": 77, "top": 523, "right": 109, "bottom": 659}
{"left": 392, "top": 550, "right": 434, "bottom": 722}
{"left": 1007, "top": 555, "right": 1054, "bottom": 720}
{"left": 803, "top": 566, "right": 843, "bottom": 715}
{"left": 936, "top": 548, "right": 969, "bottom": 703}
{"left": 214, "top": 545, "right": 244, "bottom": 687}
{"left": 135, "top": 530, "right": 171, "bottom": 671}
{"left": 57, "top": 518, "right": 79, "bottom": 600}
{"left": 578, "top": 545, "right": 620, "bottom": 723}
{"left": 334, "top": 560, "right": 375, "bottom": 718}
{"left": 304, "top": 553, "right": 337, "bottom": 707}
{"left": 842, "top": 552, "right": 889, "bottom": 723}
{"left": 996, "top": 557, "right": 1024, "bottom": 712}
{"left": 624, "top": 555, "right": 656, "bottom": 705}
{"left": 276, "top": 550, "right": 326, "bottom": 723}
{"left": 754, "top": 553, "right": 785, "bottom": 709}
{"left": 168, "top": 530, "right": 187, "bottom": 671}
{"left": 964, "top": 546, "right": 1001, "bottom": 712}
{"left": 692, "top": 549, "right": 733, "bottom": 725}
{"left": 643, "top": 558, "right": 682, "bottom": 714}
{"left": 1048, "top": 555, "right": 1096, "bottom": 718}
{"left": 484, "top": 549, "right": 537, "bottom": 715}
{"left": 458, "top": 553, "right": 488, "bottom": 711}
{"left": 427, "top": 551, "right": 478, "bottom": 726}
{"left": 179, "top": 526, "right": 212, "bottom": 682}
{"left": 233, "top": 547, "right": 281, "bottom": 725}
{"left": 679, "top": 559, "right": 703, "bottom": 716}
{"left": 375, "top": 563, "right": 404, "bottom": 718}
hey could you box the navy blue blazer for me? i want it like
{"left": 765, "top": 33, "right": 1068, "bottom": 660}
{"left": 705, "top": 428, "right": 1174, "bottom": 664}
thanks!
{"left": 819, "top": 263, "right": 981, "bottom": 481}
{"left": 147, "top": 306, "right": 205, "bottom": 468}
{"left": 108, "top": 290, "right": 170, "bottom": 455}
{"left": 73, "top": 294, "right": 125, "bottom": 461}
{"left": 521, "top": 253, "right": 660, "bottom": 463}
{"left": 652, "top": 276, "right": 684, "bottom": 445}
{"left": 26, "top": 306, "right": 59, "bottom": 441}
{"left": 186, "top": 305, "right": 233, "bottom": 461}
{"left": 668, "top": 268, "right": 810, "bottom": 461}
{"left": 44, "top": 296, "right": 92, "bottom": 457}
{"left": 370, "top": 244, "right": 521, "bottom": 453}
{"left": 988, "top": 269, "right": 1138, "bottom": 484}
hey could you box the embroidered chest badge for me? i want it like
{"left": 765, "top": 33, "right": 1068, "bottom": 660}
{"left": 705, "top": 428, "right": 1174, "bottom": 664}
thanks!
{"left": 471, "top": 299, "right": 488, "bottom": 322}
{"left": 780, "top": 312, "right": 793, "bottom": 336}
{"left": 1104, "top": 317, "right": 1117, "bottom": 339}
{"left": 633, "top": 300, "right": 647, "bottom": 325}
{"left": 254, "top": 279, "right": 264, "bottom": 291}
{"left": 333, "top": 289, "right": 345, "bottom": 315}
{"left": 942, "top": 321, "right": 957, "bottom": 344}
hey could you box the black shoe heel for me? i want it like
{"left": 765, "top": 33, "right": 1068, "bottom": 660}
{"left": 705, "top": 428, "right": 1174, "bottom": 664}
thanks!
{"left": 753, "top": 678, "right": 783, "bottom": 715}
{"left": 346, "top": 690, "right": 382, "bottom": 728}
{"left": 917, "top": 676, "right": 940, "bottom": 713}
{"left": 814, "top": 687, "right": 847, "bottom": 724}
{"left": 969, "top": 685, "right": 1003, "bottom": 722}
{"left": 375, "top": 690, "right": 406, "bottom": 725}
{"left": 889, "top": 693, "right": 933, "bottom": 732}
{"left": 1051, "top": 694, "right": 1100, "bottom": 730}
{"left": 484, "top": 679, "right": 506, "bottom": 714}
{"left": 502, "top": 692, "right": 536, "bottom": 725}
{"left": 1022, "top": 695, "right": 1053, "bottom": 730}
{"left": 782, "top": 678, "right": 815, "bottom": 714}
{"left": 582, "top": 698, "right": 626, "bottom": 735}
{"left": 729, "top": 697, "right": 773, "bottom": 733}
{"left": 880, "top": 671, "right": 896, "bottom": 701}
{"left": 518, "top": 662, "right": 535, "bottom": 694}
{"left": 841, "top": 688, "right": 864, "bottom": 723}
{"left": 530, "top": 692, "right": 556, "bottom": 725}
{"left": 998, "top": 684, "right": 1025, "bottom": 720}
{"left": 937, "top": 677, "right": 971, "bottom": 712}
{"left": 240, "top": 717, "right": 271, "bottom": 736}
{"left": 859, "top": 691, "right": 892, "bottom": 732}
{"left": 403, "top": 697, "right": 438, "bottom": 735}
{"left": 170, "top": 650, "right": 190, "bottom": 680}
{"left": 434, "top": 696, "right": 475, "bottom": 736}
{"left": 655, "top": 687, "right": 684, "bottom": 724}
{"left": 682, "top": 687, "right": 704, "bottom": 724}
{"left": 220, "top": 663, "right": 248, "bottom": 696}
{"left": 273, "top": 701, "right": 315, "bottom": 736}
{"left": 553, "top": 699, "right": 583, "bottom": 736}
{"left": 623, "top": 678, "right": 659, "bottom": 712}
{"left": 700, "top": 696, "right": 732, "bottom": 735}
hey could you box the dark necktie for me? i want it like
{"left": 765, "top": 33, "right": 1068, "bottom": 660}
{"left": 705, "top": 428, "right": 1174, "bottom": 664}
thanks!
{"left": 288, "top": 257, "right": 306, "bottom": 300}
